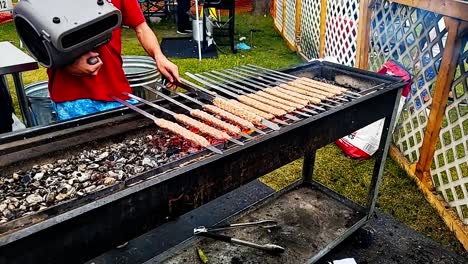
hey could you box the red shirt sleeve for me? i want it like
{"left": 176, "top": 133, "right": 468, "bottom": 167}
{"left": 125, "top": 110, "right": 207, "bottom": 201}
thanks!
{"left": 121, "top": 0, "right": 146, "bottom": 28}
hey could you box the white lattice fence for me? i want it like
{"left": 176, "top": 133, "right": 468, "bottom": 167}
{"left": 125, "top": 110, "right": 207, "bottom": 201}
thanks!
{"left": 274, "top": 0, "right": 284, "bottom": 33}
{"left": 369, "top": 0, "right": 468, "bottom": 224}
{"left": 370, "top": 1, "right": 446, "bottom": 163}
{"left": 324, "top": 0, "right": 360, "bottom": 66}
{"left": 284, "top": 0, "right": 297, "bottom": 47}
{"left": 431, "top": 38, "right": 468, "bottom": 224}
{"left": 298, "top": 0, "right": 322, "bottom": 59}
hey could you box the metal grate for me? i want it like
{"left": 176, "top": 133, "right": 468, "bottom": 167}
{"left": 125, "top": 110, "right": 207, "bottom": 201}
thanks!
{"left": 299, "top": 0, "right": 322, "bottom": 59}
{"left": 431, "top": 38, "right": 468, "bottom": 224}
{"left": 324, "top": 0, "right": 359, "bottom": 66}
{"left": 369, "top": 1, "right": 447, "bottom": 164}
{"left": 284, "top": 0, "right": 297, "bottom": 47}
{"left": 274, "top": 0, "right": 284, "bottom": 33}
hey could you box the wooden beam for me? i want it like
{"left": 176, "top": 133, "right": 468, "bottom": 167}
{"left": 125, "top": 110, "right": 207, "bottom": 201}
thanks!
{"left": 318, "top": 0, "right": 328, "bottom": 57}
{"left": 356, "top": 0, "right": 372, "bottom": 69}
{"left": 391, "top": 0, "right": 468, "bottom": 21}
{"left": 281, "top": 0, "right": 287, "bottom": 34}
{"left": 295, "top": 0, "right": 302, "bottom": 40}
{"left": 415, "top": 17, "right": 468, "bottom": 188}
{"left": 390, "top": 144, "right": 468, "bottom": 251}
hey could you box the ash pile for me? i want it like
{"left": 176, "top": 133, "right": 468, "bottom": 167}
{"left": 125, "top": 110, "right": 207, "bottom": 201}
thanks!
{"left": 0, "top": 129, "right": 200, "bottom": 223}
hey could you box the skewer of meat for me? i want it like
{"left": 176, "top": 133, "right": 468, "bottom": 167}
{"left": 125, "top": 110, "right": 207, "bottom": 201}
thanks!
{"left": 213, "top": 97, "right": 263, "bottom": 125}
{"left": 296, "top": 77, "right": 347, "bottom": 93}
{"left": 278, "top": 84, "right": 328, "bottom": 100}
{"left": 247, "top": 93, "right": 296, "bottom": 112}
{"left": 263, "top": 87, "right": 311, "bottom": 105}
{"left": 110, "top": 95, "right": 220, "bottom": 153}
{"left": 232, "top": 66, "right": 341, "bottom": 98}
{"left": 243, "top": 64, "right": 348, "bottom": 94}
{"left": 237, "top": 95, "right": 287, "bottom": 117}
{"left": 155, "top": 118, "right": 211, "bottom": 147}
{"left": 125, "top": 92, "right": 244, "bottom": 146}
{"left": 190, "top": 109, "right": 241, "bottom": 135}
{"left": 255, "top": 91, "right": 306, "bottom": 109}
{"left": 286, "top": 82, "right": 338, "bottom": 97}
{"left": 175, "top": 114, "right": 231, "bottom": 140}
{"left": 142, "top": 85, "right": 243, "bottom": 136}
{"left": 228, "top": 99, "right": 275, "bottom": 120}
{"left": 202, "top": 105, "right": 255, "bottom": 129}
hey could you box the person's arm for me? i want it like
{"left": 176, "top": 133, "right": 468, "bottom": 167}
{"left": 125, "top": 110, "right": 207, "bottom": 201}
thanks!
{"left": 134, "top": 22, "right": 180, "bottom": 83}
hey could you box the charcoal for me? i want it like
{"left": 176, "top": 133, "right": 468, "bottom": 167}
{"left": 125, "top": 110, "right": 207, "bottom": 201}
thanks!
{"left": 0, "top": 129, "right": 195, "bottom": 223}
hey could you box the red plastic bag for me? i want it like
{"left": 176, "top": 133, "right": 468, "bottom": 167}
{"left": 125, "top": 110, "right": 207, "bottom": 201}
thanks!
{"left": 336, "top": 60, "right": 411, "bottom": 160}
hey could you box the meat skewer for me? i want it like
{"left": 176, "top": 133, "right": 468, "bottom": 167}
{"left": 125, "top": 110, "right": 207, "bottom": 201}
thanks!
{"left": 244, "top": 64, "right": 361, "bottom": 98}
{"left": 158, "top": 85, "right": 263, "bottom": 135}
{"left": 179, "top": 77, "right": 280, "bottom": 131}
{"left": 210, "top": 69, "right": 324, "bottom": 113}
{"left": 202, "top": 71, "right": 316, "bottom": 115}
{"left": 232, "top": 67, "right": 348, "bottom": 103}
{"left": 188, "top": 73, "right": 301, "bottom": 121}
{"left": 282, "top": 82, "right": 337, "bottom": 97}
{"left": 278, "top": 84, "right": 328, "bottom": 100}
{"left": 237, "top": 95, "right": 288, "bottom": 116}
{"left": 143, "top": 85, "right": 246, "bottom": 138}
{"left": 263, "top": 87, "right": 311, "bottom": 105}
{"left": 236, "top": 66, "right": 345, "bottom": 96}
{"left": 212, "top": 97, "right": 263, "bottom": 124}
{"left": 227, "top": 99, "right": 275, "bottom": 120}
{"left": 110, "top": 95, "right": 222, "bottom": 154}
{"left": 247, "top": 94, "right": 296, "bottom": 112}
{"left": 273, "top": 87, "right": 335, "bottom": 108}
{"left": 123, "top": 93, "right": 245, "bottom": 146}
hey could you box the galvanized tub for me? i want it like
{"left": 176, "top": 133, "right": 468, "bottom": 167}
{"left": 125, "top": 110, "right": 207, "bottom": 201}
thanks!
{"left": 122, "top": 55, "right": 161, "bottom": 100}
{"left": 24, "top": 81, "right": 56, "bottom": 126}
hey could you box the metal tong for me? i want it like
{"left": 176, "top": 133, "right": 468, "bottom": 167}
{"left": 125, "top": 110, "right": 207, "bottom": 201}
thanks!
{"left": 193, "top": 220, "right": 285, "bottom": 254}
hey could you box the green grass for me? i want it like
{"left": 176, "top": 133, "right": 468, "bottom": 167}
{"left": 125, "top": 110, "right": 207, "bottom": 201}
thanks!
{"left": 0, "top": 13, "right": 466, "bottom": 255}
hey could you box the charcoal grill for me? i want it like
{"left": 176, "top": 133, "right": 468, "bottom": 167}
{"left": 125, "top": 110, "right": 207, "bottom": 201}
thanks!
{"left": 0, "top": 61, "right": 404, "bottom": 264}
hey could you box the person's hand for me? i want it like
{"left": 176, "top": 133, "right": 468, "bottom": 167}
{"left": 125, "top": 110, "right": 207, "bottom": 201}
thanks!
{"left": 154, "top": 54, "right": 180, "bottom": 86}
{"left": 65, "top": 52, "right": 103, "bottom": 77}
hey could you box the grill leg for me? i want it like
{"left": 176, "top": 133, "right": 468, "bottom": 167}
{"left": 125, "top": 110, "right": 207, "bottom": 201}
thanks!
{"left": 302, "top": 150, "right": 316, "bottom": 183}
{"left": 366, "top": 90, "right": 402, "bottom": 218}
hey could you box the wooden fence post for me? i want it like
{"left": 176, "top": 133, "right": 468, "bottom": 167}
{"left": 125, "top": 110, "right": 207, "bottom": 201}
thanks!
{"left": 295, "top": 0, "right": 302, "bottom": 41}
{"left": 415, "top": 17, "right": 468, "bottom": 190}
{"left": 282, "top": 0, "right": 287, "bottom": 34}
{"left": 318, "top": 0, "right": 328, "bottom": 58}
{"left": 356, "top": 0, "right": 372, "bottom": 69}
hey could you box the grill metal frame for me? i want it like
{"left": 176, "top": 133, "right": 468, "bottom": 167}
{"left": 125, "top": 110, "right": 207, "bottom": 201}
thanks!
{"left": 0, "top": 61, "right": 404, "bottom": 264}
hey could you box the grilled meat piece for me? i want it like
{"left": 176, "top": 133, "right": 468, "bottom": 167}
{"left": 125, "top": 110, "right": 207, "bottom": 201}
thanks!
{"left": 256, "top": 91, "right": 306, "bottom": 109}
{"left": 175, "top": 114, "right": 231, "bottom": 140}
{"left": 264, "top": 88, "right": 311, "bottom": 105}
{"left": 228, "top": 100, "right": 274, "bottom": 120}
{"left": 288, "top": 81, "right": 337, "bottom": 97}
{"left": 247, "top": 94, "right": 296, "bottom": 112}
{"left": 203, "top": 104, "right": 255, "bottom": 129}
{"left": 279, "top": 84, "right": 328, "bottom": 100}
{"left": 237, "top": 95, "right": 287, "bottom": 116}
{"left": 155, "top": 119, "right": 210, "bottom": 147}
{"left": 296, "top": 77, "right": 347, "bottom": 93}
{"left": 190, "top": 109, "right": 241, "bottom": 135}
{"left": 213, "top": 97, "right": 263, "bottom": 125}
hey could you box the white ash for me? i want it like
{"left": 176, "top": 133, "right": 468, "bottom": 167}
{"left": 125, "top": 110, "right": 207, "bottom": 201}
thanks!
{"left": 0, "top": 130, "right": 187, "bottom": 223}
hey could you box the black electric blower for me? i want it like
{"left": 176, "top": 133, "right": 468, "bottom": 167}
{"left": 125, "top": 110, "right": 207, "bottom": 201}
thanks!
{"left": 13, "top": 0, "right": 122, "bottom": 68}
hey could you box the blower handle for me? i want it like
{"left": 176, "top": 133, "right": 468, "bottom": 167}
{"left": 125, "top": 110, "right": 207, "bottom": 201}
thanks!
{"left": 87, "top": 57, "right": 99, "bottom": 65}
